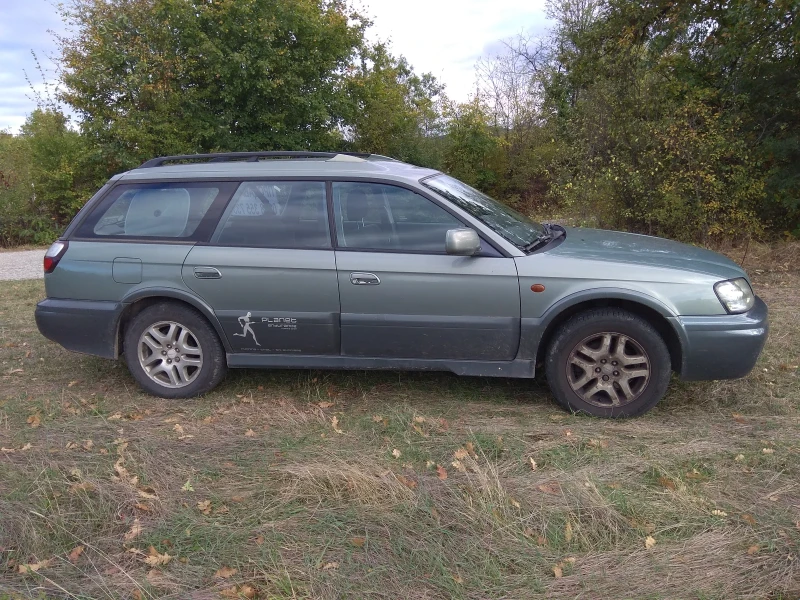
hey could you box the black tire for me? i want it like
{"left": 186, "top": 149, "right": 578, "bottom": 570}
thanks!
{"left": 545, "top": 308, "right": 671, "bottom": 418}
{"left": 123, "top": 302, "right": 227, "bottom": 398}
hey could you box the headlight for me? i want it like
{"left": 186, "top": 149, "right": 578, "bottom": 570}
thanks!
{"left": 714, "top": 278, "right": 755, "bottom": 313}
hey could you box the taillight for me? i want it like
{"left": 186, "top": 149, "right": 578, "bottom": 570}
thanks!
{"left": 43, "top": 241, "right": 68, "bottom": 274}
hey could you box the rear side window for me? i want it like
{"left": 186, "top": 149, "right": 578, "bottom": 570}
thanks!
{"left": 76, "top": 182, "right": 238, "bottom": 241}
{"left": 212, "top": 181, "right": 330, "bottom": 248}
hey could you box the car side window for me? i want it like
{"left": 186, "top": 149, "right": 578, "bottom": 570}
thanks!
{"left": 79, "top": 182, "right": 232, "bottom": 240}
{"left": 332, "top": 182, "right": 462, "bottom": 252}
{"left": 212, "top": 181, "right": 330, "bottom": 248}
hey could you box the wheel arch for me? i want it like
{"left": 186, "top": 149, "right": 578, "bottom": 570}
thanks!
{"left": 115, "top": 288, "right": 231, "bottom": 357}
{"left": 530, "top": 290, "right": 683, "bottom": 373}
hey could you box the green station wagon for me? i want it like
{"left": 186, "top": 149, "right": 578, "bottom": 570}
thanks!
{"left": 35, "top": 151, "right": 768, "bottom": 417}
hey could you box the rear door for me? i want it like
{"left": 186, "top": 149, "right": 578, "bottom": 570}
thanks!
{"left": 183, "top": 180, "right": 340, "bottom": 355}
{"left": 332, "top": 181, "right": 520, "bottom": 360}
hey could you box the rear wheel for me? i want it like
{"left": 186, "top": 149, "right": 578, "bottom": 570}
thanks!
{"left": 123, "top": 302, "right": 226, "bottom": 398}
{"left": 545, "top": 308, "right": 671, "bottom": 418}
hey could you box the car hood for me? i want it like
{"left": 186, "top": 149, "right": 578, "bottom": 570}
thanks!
{"left": 545, "top": 227, "right": 747, "bottom": 280}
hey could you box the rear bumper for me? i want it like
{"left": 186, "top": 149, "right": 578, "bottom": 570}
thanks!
{"left": 35, "top": 298, "right": 124, "bottom": 359}
{"left": 672, "top": 296, "right": 768, "bottom": 381}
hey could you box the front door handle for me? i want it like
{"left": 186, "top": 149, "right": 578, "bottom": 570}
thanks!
{"left": 194, "top": 266, "right": 222, "bottom": 280}
{"left": 350, "top": 272, "right": 380, "bottom": 285}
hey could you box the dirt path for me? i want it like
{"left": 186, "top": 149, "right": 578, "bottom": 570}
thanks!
{"left": 0, "top": 249, "right": 44, "bottom": 281}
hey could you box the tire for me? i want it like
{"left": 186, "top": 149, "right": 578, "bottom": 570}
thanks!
{"left": 545, "top": 308, "right": 671, "bottom": 418}
{"left": 123, "top": 302, "right": 227, "bottom": 398}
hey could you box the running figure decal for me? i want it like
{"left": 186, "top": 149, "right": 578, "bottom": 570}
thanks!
{"left": 234, "top": 312, "right": 260, "bottom": 346}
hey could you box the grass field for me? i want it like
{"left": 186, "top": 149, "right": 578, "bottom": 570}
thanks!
{"left": 1, "top": 243, "right": 798, "bottom": 599}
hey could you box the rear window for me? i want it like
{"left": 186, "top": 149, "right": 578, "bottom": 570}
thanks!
{"left": 76, "top": 182, "right": 238, "bottom": 241}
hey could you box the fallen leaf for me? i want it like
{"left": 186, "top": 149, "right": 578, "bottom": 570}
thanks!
{"left": 510, "top": 497, "right": 521, "bottom": 509}
{"left": 397, "top": 474, "right": 418, "bottom": 489}
{"left": 452, "top": 573, "right": 464, "bottom": 584}
{"left": 565, "top": 521, "right": 573, "bottom": 543}
{"left": 20, "top": 443, "right": 32, "bottom": 451}
{"left": 244, "top": 428, "right": 256, "bottom": 437}
{"left": 197, "top": 500, "right": 212, "bottom": 515}
{"left": 138, "top": 486, "right": 158, "bottom": 499}
{"left": 453, "top": 447, "right": 469, "bottom": 461}
{"left": 413, "top": 415, "right": 425, "bottom": 423}
{"left": 230, "top": 495, "right": 245, "bottom": 503}
{"left": 124, "top": 519, "right": 143, "bottom": 541}
{"left": 68, "top": 380, "right": 79, "bottom": 387}
{"left": 321, "top": 562, "right": 339, "bottom": 570}
{"left": 747, "top": 544, "right": 760, "bottom": 555}
{"left": 108, "top": 413, "right": 122, "bottom": 421}
{"left": 537, "top": 481, "right": 561, "bottom": 495}
{"left": 372, "top": 415, "right": 383, "bottom": 423}
{"left": 735, "top": 454, "right": 745, "bottom": 462}
{"left": 711, "top": 509, "right": 728, "bottom": 517}
{"left": 134, "top": 502, "right": 151, "bottom": 512}
{"left": 658, "top": 476, "right": 676, "bottom": 490}
{"left": 762, "top": 448, "right": 774, "bottom": 454}
{"left": 537, "top": 535, "right": 548, "bottom": 546}
{"left": 82, "top": 439, "right": 94, "bottom": 451}
{"left": 240, "top": 584, "right": 257, "bottom": 599}
{"left": 391, "top": 448, "right": 402, "bottom": 459}
{"left": 436, "top": 465, "right": 448, "bottom": 480}
{"left": 331, "top": 416, "right": 343, "bottom": 434}
{"left": 741, "top": 514, "right": 757, "bottom": 526}
{"left": 172, "top": 423, "right": 185, "bottom": 435}
{"left": 732, "top": 413, "right": 747, "bottom": 424}
{"left": 66, "top": 441, "right": 79, "bottom": 450}
{"left": 645, "top": 536, "right": 657, "bottom": 549}
{"left": 143, "top": 546, "right": 172, "bottom": 567}
{"left": 181, "top": 479, "right": 194, "bottom": 492}
{"left": 350, "top": 537, "right": 366, "bottom": 548}
{"left": 69, "top": 481, "right": 96, "bottom": 493}
{"left": 18, "top": 559, "right": 51, "bottom": 573}
{"left": 214, "top": 566, "right": 238, "bottom": 579}
{"left": 529, "top": 457, "right": 537, "bottom": 471}
{"left": 132, "top": 589, "right": 143, "bottom": 600}
{"left": 464, "top": 442, "right": 477, "bottom": 457}
{"left": 253, "top": 535, "right": 265, "bottom": 546}
{"left": 451, "top": 459, "right": 466, "bottom": 473}
{"left": 317, "top": 401, "right": 334, "bottom": 409}
{"left": 67, "top": 546, "right": 84, "bottom": 563}
{"left": 219, "top": 586, "right": 239, "bottom": 598}
{"left": 412, "top": 424, "right": 428, "bottom": 437}
{"left": 553, "top": 565, "right": 563, "bottom": 578}
{"left": 26, "top": 413, "right": 41, "bottom": 428}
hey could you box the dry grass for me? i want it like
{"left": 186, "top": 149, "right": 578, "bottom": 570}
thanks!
{"left": 1, "top": 244, "right": 799, "bottom": 599}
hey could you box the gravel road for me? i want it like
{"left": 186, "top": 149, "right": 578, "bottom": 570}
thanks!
{"left": 0, "top": 249, "right": 45, "bottom": 281}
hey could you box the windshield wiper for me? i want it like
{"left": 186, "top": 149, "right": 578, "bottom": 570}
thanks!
{"left": 522, "top": 223, "right": 564, "bottom": 253}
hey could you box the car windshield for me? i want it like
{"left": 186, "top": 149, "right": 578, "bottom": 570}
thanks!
{"left": 422, "top": 174, "right": 546, "bottom": 248}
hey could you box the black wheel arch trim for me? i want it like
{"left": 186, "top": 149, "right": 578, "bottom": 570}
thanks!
{"left": 519, "top": 287, "right": 684, "bottom": 369}
{"left": 118, "top": 287, "right": 232, "bottom": 355}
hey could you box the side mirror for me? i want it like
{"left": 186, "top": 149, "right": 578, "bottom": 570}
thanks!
{"left": 445, "top": 228, "right": 481, "bottom": 256}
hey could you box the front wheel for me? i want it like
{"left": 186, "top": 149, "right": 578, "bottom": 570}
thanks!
{"left": 545, "top": 308, "right": 671, "bottom": 418}
{"left": 123, "top": 302, "right": 227, "bottom": 398}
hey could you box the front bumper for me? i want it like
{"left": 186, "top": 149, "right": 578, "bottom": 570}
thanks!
{"left": 35, "top": 298, "right": 124, "bottom": 359}
{"left": 672, "top": 296, "right": 768, "bottom": 381}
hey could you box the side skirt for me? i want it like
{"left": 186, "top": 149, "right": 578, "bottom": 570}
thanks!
{"left": 226, "top": 353, "right": 536, "bottom": 378}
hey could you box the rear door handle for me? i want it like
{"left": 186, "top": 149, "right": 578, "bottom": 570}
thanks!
{"left": 350, "top": 272, "right": 380, "bottom": 285}
{"left": 194, "top": 266, "right": 222, "bottom": 280}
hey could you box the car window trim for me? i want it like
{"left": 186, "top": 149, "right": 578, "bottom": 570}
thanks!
{"left": 328, "top": 179, "right": 509, "bottom": 257}
{"left": 70, "top": 175, "right": 510, "bottom": 257}
{"left": 70, "top": 180, "right": 240, "bottom": 243}
{"left": 204, "top": 179, "right": 334, "bottom": 250}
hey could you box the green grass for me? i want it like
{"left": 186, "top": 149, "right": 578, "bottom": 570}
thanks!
{"left": 1, "top": 244, "right": 799, "bottom": 599}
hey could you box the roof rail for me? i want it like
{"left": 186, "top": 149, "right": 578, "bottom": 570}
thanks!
{"left": 137, "top": 151, "right": 395, "bottom": 168}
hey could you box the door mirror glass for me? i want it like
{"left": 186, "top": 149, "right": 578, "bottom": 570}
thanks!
{"left": 445, "top": 228, "right": 481, "bottom": 256}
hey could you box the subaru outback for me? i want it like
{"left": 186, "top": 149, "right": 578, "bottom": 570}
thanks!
{"left": 35, "top": 151, "right": 768, "bottom": 417}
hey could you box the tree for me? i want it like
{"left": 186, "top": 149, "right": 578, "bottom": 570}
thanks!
{"left": 57, "top": 0, "right": 370, "bottom": 168}
{"left": 345, "top": 44, "right": 445, "bottom": 167}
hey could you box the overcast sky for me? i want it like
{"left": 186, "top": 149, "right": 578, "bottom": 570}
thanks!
{"left": 0, "top": 0, "right": 549, "bottom": 132}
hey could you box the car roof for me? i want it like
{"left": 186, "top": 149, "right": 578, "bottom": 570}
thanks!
{"left": 118, "top": 153, "right": 441, "bottom": 186}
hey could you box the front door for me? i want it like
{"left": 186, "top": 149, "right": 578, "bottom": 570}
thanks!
{"left": 183, "top": 180, "right": 340, "bottom": 355}
{"left": 332, "top": 181, "right": 520, "bottom": 361}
